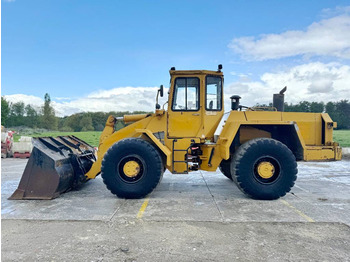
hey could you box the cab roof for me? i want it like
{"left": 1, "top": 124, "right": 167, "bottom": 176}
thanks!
{"left": 169, "top": 69, "right": 223, "bottom": 76}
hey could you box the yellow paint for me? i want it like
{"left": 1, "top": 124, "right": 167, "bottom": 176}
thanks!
{"left": 136, "top": 198, "right": 149, "bottom": 219}
{"left": 167, "top": 71, "right": 224, "bottom": 139}
{"left": 304, "top": 145, "right": 342, "bottom": 161}
{"left": 123, "top": 161, "right": 140, "bottom": 177}
{"left": 135, "top": 129, "right": 172, "bottom": 167}
{"left": 84, "top": 67, "right": 341, "bottom": 180}
{"left": 321, "top": 113, "right": 334, "bottom": 145}
{"left": 98, "top": 115, "right": 116, "bottom": 146}
{"left": 245, "top": 111, "right": 282, "bottom": 121}
{"left": 124, "top": 114, "right": 149, "bottom": 124}
{"left": 200, "top": 143, "right": 220, "bottom": 171}
{"left": 168, "top": 110, "right": 202, "bottom": 137}
{"left": 240, "top": 126, "right": 271, "bottom": 145}
{"left": 280, "top": 199, "right": 315, "bottom": 222}
{"left": 257, "top": 162, "right": 275, "bottom": 179}
{"left": 282, "top": 113, "right": 322, "bottom": 145}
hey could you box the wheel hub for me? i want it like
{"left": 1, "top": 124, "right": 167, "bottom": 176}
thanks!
{"left": 257, "top": 161, "right": 275, "bottom": 179}
{"left": 123, "top": 160, "right": 140, "bottom": 178}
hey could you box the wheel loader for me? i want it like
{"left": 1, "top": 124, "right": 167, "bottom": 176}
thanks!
{"left": 9, "top": 65, "right": 342, "bottom": 200}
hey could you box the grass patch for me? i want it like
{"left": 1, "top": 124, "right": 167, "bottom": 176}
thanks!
{"left": 333, "top": 130, "right": 350, "bottom": 147}
{"left": 13, "top": 133, "right": 21, "bottom": 143}
{"left": 14, "top": 131, "right": 102, "bottom": 147}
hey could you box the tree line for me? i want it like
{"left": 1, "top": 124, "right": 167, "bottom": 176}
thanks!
{"left": 1, "top": 94, "right": 149, "bottom": 132}
{"left": 284, "top": 100, "right": 350, "bottom": 129}
{"left": 1, "top": 95, "right": 350, "bottom": 130}
{"left": 1, "top": 93, "right": 59, "bottom": 130}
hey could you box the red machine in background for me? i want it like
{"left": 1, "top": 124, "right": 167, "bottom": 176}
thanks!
{"left": 1, "top": 126, "right": 32, "bottom": 158}
{"left": 1, "top": 126, "right": 14, "bottom": 158}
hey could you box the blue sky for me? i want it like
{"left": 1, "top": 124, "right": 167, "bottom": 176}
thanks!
{"left": 2, "top": 0, "right": 350, "bottom": 116}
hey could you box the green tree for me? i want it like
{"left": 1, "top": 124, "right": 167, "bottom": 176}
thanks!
{"left": 295, "top": 101, "right": 311, "bottom": 112}
{"left": 1, "top": 97, "right": 10, "bottom": 126}
{"left": 284, "top": 103, "right": 294, "bottom": 112}
{"left": 90, "top": 112, "right": 108, "bottom": 131}
{"left": 8, "top": 101, "right": 25, "bottom": 126}
{"left": 80, "top": 115, "right": 94, "bottom": 131}
{"left": 24, "top": 104, "right": 39, "bottom": 128}
{"left": 12, "top": 102, "right": 25, "bottom": 116}
{"left": 41, "top": 93, "right": 58, "bottom": 130}
{"left": 325, "top": 101, "right": 338, "bottom": 123}
{"left": 325, "top": 100, "right": 350, "bottom": 129}
{"left": 336, "top": 100, "right": 350, "bottom": 129}
{"left": 310, "top": 102, "right": 324, "bottom": 113}
{"left": 64, "top": 113, "right": 83, "bottom": 131}
{"left": 325, "top": 102, "right": 336, "bottom": 115}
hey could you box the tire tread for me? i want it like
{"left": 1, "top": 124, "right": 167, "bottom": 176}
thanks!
{"left": 101, "top": 138, "right": 163, "bottom": 199}
{"left": 232, "top": 138, "right": 297, "bottom": 200}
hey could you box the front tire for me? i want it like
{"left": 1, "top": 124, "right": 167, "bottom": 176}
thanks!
{"left": 101, "top": 138, "right": 163, "bottom": 199}
{"left": 232, "top": 138, "right": 297, "bottom": 200}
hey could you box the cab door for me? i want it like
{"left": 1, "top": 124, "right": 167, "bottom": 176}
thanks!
{"left": 167, "top": 77, "right": 202, "bottom": 138}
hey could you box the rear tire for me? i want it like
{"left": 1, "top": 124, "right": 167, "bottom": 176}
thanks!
{"left": 219, "top": 159, "right": 233, "bottom": 180}
{"left": 232, "top": 138, "right": 297, "bottom": 200}
{"left": 101, "top": 138, "right": 163, "bottom": 199}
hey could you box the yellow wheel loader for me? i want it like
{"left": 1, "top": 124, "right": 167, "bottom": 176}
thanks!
{"left": 9, "top": 65, "right": 342, "bottom": 200}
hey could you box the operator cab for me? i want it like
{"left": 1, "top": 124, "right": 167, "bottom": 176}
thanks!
{"left": 166, "top": 65, "right": 224, "bottom": 139}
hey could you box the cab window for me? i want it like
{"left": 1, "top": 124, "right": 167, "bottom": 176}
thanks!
{"left": 172, "top": 78, "right": 199, "bottom": 111}
{"left": 206, "top": 76, "right": 222, "bottom": 111}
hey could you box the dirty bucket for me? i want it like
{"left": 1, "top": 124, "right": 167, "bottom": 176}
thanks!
{"left": 9, "top": 136, "right": 96, "bottom": 200}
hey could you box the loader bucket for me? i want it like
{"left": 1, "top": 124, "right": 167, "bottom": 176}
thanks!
{"left": 9, "top": 136, "right": 96, "bottom": 200}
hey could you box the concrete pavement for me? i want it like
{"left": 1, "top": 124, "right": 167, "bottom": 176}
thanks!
{"left": 1, "top": 158, "right": 350, "bottom": 261}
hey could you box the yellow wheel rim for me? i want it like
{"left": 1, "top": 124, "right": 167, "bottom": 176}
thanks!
{"left": 123, "top": 160, "right": 140, "bottom": 178}
{"left": 257, "top": 161, "right": 275, "bottom": 179}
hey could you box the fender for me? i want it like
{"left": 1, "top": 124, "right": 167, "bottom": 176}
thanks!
{"left": 217, "top": 111, "right": 305, "bottom": 160}
{"left": 135, "top": 129, "right": 172, "bottom": 166}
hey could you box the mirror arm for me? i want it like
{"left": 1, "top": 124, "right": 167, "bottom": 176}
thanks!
{"left": 155, "top": 90, "right": 160, "bottom": 109}
{"left": 155, "top": 85, "right": 164, "bottom": 110}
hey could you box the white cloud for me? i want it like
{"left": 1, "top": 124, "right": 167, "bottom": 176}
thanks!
{"left": 228, "top": 11, "right": 350, "bottom": 60}
{"left": 4, "top": 94, "right": 44, "bottom": 113}
{"left": 4, "top": 62, "right": 350, "bottom": 116}
{"left": 224, "top": 62, "right": 350, "bottom": 108}
{"left": 4, "top": 86, "right": 168, "bottom": 117}
{"left": 321, "top": 6, "right": 350, "bottom": 18}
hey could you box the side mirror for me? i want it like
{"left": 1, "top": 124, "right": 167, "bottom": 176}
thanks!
{"left": 156, "top": 85, "right": 164, "bottom": 110}
{"left": 159, "top": 85, "right": 164, "bottom": 97}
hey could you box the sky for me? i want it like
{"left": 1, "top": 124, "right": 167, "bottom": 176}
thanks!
{"left": 2, "top": 0, "right": 350, "bottom": 116}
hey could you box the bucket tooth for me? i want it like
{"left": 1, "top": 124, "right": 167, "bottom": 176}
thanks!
{"left": 9, "top": 136, "right": 96, "bottom": 200}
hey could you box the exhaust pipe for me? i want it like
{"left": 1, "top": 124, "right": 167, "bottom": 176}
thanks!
{"left": 230, "top": 95, "right": 241, "bottom": 111}
{"left": 273, "top": 86, "right": 287, "bottom": 112}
